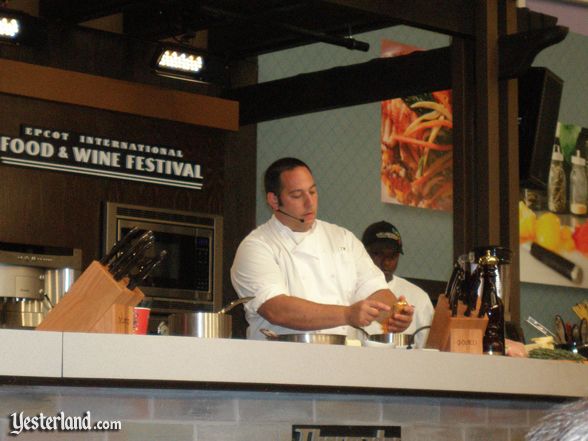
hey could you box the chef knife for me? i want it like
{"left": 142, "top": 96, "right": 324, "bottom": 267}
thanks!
{"left": 580, "top": 318, "right": 588, "bottom": 345}
{"left": 571, "top": 324, "right": 581, "bottom": 345}
{"left": 526, "top": 315, "right": 559, "bottom": 340}
{"left": 525, "top": 242, "right": 583, "bottom": 284}
{"left": 108, "top": 229, "right": 152, "bottom": 265}
{"left": 127, "top": 250, "right": 167, "bottom": 290}
{"left": 445, "top": 262, "right": 460, "bottom": 297}
{"left": 100, "top": 226, "right": 142, "bottom": 266}
{"left": 445, "top": 262, "right": 462, "bottom": 316}
{"left": 112, "top": 235, "right": 155, "bottom": 281}
{"left": 466, "top": 266, "right": 482, "bottom": 317}
{"left": 107, "top": 229, "right": 153, "bottom": 274}
{"left": 554, "top": 314, "right": 567, "bottom": 344}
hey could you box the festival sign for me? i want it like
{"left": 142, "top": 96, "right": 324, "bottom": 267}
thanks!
{"left": 0, "top": 125, "right": 204, "bottom": 190}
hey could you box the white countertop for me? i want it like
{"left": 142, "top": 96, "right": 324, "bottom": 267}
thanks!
{"left": 2, "top": 329, "right": 587, "bottom": 398}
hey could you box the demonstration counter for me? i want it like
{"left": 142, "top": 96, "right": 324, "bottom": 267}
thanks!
{"left": 1, "top": 329, "right": 587, "bottom": 440}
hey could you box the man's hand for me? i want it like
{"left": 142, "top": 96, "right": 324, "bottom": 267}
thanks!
{"left": 505, "top": 338, "right": 527, "bottom": 357}
{"left": 382, "top": 295, "right": 414, "bottom": 333}
{"left": 346, "top": 299, "right": 391, "bottom": 328}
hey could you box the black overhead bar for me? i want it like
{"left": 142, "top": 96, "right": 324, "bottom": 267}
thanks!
{"left": 229, "top": 24, "right": 568, "bottom": 126}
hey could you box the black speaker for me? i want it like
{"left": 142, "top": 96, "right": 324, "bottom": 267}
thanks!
{"left": 518, "top": 67, "right": 563, "bottom": 190}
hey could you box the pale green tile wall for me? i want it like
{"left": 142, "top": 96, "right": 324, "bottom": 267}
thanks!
{"left": 257, "top": 26, "right": 588, "bottom": 339}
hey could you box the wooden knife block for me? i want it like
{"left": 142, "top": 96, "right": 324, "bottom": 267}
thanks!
{"left": 36, "top": 260, "right": 144, "bottom": 334}
{"left": 425, "top": 294, "right": 488, "bottom": 354}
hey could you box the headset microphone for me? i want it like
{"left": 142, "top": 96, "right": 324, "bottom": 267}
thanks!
{"left": 277, "top": 209, "right": 305, "bottom": 223}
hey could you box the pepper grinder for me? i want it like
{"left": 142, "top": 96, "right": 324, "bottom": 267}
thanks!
{"left": 477, "top": 251, "right": 505, "bottom": 355}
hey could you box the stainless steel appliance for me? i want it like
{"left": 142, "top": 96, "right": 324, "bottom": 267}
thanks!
{"left": 103, "top": 202, "right": 223, "bottom": 315}
{"left": 0, "top": 242, "right": 82, "bottom": 328}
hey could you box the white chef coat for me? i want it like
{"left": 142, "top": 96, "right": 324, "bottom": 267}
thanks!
{"left": 231, "top": 216, "right": 389, "bottom": 340}
{"left": 365, "top": 275, "right": 434, "bottom": 348}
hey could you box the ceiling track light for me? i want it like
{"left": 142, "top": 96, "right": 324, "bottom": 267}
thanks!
{"left": 152, "top": 46, "right": 209, "bottom": 83}
{"left": 0, "top": 8, "right": 44, "bottom": 46}
{"left": 151, "top": 45, "right": 229, "bottom": 86}
{"left": 0, "top": 16, "right": 19, "bottom": 39}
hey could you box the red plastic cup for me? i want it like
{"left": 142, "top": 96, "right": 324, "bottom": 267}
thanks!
{"left": 133, "top": 307, "right": 150, "bottom": 335}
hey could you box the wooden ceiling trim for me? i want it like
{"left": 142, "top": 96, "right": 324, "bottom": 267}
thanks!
{"left": 0, "top": 59, "right": 239, "bottom": 131}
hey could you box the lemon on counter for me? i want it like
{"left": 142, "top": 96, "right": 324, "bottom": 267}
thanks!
{"left": 535, "top": 212, "right": 562, "bottom": 252}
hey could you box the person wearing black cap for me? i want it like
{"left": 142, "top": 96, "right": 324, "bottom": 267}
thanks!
{"left": 362, "top": 221, "right": 434, "bottom": 348}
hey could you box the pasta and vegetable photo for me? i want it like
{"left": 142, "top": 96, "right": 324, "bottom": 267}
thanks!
{"left": 380, "top": 90, "right": 453, "bottom": 211}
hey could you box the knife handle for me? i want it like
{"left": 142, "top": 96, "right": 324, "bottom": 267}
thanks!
{"left": 530, "top": 242, "right": 583, "bottom": 284}
{"left": 127, "top": 250, "right": 167, "bottom": 290}
{"left": 113, "top": 238, "right": 154, "bottom": 281}
{"left": 100, "top": 226, "right": 141, "bottom": 265}
{"left": 109, "top": 230, "right": 153, "bottom": 274}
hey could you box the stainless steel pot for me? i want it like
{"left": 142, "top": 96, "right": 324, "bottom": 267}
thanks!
{"left": 260, "top": 329, "right": 346, "bottom": 345}
{"left": 168, "top": 312, "right": 232, "bottom": 338}
{"left": 366, "top": 325, "right": 431, "bottom": 348}
{"left": 367, "top": 332, "right": 411, "bottom": 347}
{"left": 166, "top": 296, "right": 253, "bottom": 338}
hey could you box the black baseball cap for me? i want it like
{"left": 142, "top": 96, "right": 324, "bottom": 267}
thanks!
{"left": 361, "top": 221, "right": 404, "bottom": 254}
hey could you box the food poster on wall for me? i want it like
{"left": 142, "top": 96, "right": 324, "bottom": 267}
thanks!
{"left": 520, "top": 122, "right": 588, "bottom": 288}
{"left": 380, "top": 40, "right": 453, "bottom": 211}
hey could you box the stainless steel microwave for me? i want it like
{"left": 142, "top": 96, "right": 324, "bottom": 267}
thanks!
{"left": 103, "top": 202, "right": 222, "bottom": 313}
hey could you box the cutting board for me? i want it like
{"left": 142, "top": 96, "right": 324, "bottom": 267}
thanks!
{"left": 36, "top": 260, "right": 144, "bottom": 333}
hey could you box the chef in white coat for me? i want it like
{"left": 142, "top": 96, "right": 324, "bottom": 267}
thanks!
{"left": 231, "top": 157, "right": 413, "bottom": 340}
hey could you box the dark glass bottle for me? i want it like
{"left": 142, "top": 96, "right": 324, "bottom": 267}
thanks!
{"left": 478, "top": 252, "right": 505, "bottom": 355}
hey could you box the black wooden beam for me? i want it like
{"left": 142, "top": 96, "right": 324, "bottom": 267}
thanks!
{"left": 320, "top": 0, "right": 475, "bottom": 37}
{"left": 229, "top": 23, "right": 567, "bottom": 127}
{"left": 229, "top": 47, "right": 452, "bottom": 126}
{"left": 498, "top": 0, "right": 521, "bottom": 324}
{"left": 451, "top": 37, "right": 476, "bottom": 259}
{"left": 499, "top": 25, "right": 568, "bottom": 80}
